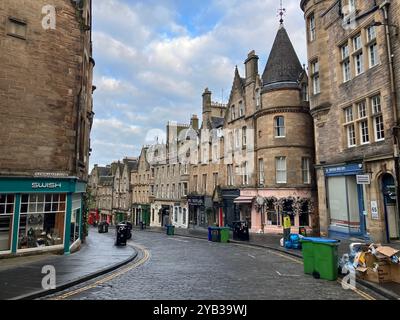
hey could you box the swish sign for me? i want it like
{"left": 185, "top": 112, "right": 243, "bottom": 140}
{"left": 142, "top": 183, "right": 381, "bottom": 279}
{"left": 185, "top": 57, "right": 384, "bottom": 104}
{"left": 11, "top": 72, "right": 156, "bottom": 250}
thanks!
{"left": 32, "top": 182, "right": 62, "bottom": 190}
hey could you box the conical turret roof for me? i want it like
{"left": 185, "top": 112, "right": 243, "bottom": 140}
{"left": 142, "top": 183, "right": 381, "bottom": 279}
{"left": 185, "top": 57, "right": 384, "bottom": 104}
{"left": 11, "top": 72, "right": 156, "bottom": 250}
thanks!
{"left": 262, "top": 25, "right": 303, "bottom": 90}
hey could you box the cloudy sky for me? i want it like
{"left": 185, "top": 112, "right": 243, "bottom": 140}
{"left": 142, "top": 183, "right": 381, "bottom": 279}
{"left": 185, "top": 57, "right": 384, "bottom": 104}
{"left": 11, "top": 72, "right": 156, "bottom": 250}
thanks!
{"left": 90, "top": 0, "right": 307, "bottom": 168}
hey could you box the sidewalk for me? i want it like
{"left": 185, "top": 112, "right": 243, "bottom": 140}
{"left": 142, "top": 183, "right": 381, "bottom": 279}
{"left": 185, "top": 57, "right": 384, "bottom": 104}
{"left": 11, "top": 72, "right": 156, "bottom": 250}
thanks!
{"left": 139, "top": 225, "right": 400, "bottom": 300}
{"left": 0, "top": 226, "right": 137, "bottom": 300}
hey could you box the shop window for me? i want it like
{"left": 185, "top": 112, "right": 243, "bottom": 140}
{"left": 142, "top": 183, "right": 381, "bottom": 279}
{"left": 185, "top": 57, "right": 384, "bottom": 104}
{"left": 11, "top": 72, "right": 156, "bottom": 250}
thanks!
{"left": 0, "top": 194, "right": 14, "bottom": 252}
{"left": 18, "top": 194, "right": 66, "bottom": 250}
{"left": 299, "top": 201, "right": 310, "bottom": 226}
{"left": 327, "top": 176, "right": 361, "bottom": 234}
{"left": 182, "top": 208, "right": 187, "bottom": 225}
{"left": 70, "top": 209, "right": 81, "bottom": 246}
{"left": 174, "top": 207, "right": 178, "bottom": 223}
{"left": 282, "top": 199, "right": 295, "bottom": 226}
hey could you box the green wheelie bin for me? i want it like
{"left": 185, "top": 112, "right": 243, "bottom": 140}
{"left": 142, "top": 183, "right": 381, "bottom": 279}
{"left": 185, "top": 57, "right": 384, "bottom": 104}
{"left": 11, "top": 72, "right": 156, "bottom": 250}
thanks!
{"left": 219, "top": 227, "right": 230, "bottom": 243}
{"left": 300, "top": 237, "right": 340, "bottom": 281}
{"left": 166, "top": 225, "right": 175, "bottom": 236}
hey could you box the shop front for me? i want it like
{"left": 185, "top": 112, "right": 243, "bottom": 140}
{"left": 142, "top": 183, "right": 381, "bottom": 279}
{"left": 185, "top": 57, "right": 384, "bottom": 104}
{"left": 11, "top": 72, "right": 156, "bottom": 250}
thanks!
{"left": 325, "top": 163, "right": 367, "bottom": 239}
{"left": 241, "top": 189, "right": 315, "bottom": 234}
{"left": 220, "top": 189, "right": 240, "bottom": 227}
{"left": 172, "top": 201, "right": 189, "bottom": 229}
{"left": 234, "top": 195, "right": 253, "bottom": 229}
{"left": 0, "top": 177, "right": 85, "bottom": 257}
{"left": 187, "top": 195, "right": 213, "bottom": 228}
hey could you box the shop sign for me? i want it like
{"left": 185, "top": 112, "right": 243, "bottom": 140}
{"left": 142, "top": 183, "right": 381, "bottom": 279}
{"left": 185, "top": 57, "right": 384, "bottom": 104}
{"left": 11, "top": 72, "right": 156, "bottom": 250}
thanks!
{"left": 371, "top": 201, "right": 379, "bottom": 220}
{"left": 325, "top": 163, "right": 363, "bottom": 177}
{"left": 34, "top": 172, "right": 69, "bottom": 178}
{"left": 356, "top": 175, "right": 371, "bottom": 185}
{"left": 188, "top": 197, "right": 204, "bottom": 206}
{"left": 32, "top": 182, "right": 62, "bottom": 189}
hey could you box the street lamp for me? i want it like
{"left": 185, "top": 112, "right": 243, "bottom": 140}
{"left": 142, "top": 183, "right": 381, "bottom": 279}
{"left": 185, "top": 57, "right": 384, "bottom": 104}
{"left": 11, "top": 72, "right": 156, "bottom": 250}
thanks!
{"left": 372, "top": 21, "right": 399, "bottom": 36}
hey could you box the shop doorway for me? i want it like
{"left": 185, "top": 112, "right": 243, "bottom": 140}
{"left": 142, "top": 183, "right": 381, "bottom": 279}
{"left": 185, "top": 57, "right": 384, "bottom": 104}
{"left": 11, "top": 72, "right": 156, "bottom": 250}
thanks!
{"left": 382, "top": 174, "right": 400, "bottom": 241}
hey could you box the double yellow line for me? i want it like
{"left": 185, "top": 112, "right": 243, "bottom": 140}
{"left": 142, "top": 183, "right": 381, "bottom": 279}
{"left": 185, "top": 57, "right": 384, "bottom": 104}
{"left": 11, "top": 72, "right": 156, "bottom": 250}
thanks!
{"left": 50, "top": 244, "right": 150, "bottom": 300}
{"left": 232, "top": 242, "right": 376, "bottom": 300}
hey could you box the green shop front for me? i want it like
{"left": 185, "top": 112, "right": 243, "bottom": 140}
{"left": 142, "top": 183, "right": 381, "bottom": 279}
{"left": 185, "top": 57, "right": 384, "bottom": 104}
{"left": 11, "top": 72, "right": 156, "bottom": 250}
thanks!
{"left": 133, "top": 204, "right": 150, "bottom": 226}
{"left": 0, "top": 177, "right": 86, "bottom": 256}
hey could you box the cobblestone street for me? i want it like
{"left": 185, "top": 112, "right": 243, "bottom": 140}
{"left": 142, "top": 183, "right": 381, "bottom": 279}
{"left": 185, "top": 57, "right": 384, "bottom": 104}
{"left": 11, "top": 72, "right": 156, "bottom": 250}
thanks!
{"left": 45, "top": 230, "right": 383, "bottom": 300}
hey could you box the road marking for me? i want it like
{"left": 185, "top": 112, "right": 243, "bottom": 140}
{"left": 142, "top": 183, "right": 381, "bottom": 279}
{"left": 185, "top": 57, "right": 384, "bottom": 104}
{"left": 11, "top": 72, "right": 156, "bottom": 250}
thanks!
{"left": 168, "top": 238, "right": 189, "bottom": 243}
{"left": 231, "top": 242, "right": 377, "bottom": 300}
{"left": 335, "top": 279, "right": 375, "bottom": 300}
{"left": 49, "top": 243, "right": 150, "bottom": 300}
{"left": 275, "top": 271, "right": 300, "bottom": 277}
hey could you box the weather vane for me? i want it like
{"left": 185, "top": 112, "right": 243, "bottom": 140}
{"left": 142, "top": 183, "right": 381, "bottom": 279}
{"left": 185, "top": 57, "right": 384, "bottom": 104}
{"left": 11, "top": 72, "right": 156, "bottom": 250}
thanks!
{"left": 278, "top": 0, "right": 286, "bottom": 25}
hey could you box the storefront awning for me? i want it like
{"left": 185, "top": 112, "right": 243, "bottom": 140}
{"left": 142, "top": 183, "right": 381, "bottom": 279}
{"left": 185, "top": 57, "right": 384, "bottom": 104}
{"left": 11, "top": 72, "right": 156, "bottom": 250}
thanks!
{"left": 234, "top": 196, "right": 254, "bottom": 204}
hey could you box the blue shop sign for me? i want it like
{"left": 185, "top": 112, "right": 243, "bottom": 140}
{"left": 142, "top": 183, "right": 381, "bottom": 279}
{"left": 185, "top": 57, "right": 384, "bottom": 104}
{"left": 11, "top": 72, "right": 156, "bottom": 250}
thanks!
{"left": 0, "top": 177, "right": 87, "bottom": 194}
{"left": 325, "top": 163, "right": 363, "bottom": 177}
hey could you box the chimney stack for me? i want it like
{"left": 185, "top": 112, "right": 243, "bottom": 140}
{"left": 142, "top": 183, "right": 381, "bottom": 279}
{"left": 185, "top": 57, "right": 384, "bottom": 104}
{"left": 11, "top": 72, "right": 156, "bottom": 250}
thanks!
{"left": 190, "top": 114, "right": 199, "bottom": 131}
{"left": 244, "top": 50, "right": 259, "bottom": 82}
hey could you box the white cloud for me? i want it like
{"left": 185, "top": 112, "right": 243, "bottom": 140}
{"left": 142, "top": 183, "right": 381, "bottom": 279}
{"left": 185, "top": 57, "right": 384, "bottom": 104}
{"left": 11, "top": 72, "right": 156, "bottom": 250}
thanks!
{"left": 91, "top": 0, "right": 307, "bottom": 166}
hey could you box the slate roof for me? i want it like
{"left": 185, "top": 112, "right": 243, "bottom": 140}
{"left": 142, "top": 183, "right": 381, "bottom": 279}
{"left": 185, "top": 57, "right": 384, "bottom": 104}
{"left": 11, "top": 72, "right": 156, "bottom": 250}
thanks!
{"left": 97, "top": 166, "right": 111, "bottom": 177}
{"left": 262, "top": 26, "right": 303, "bottom": 89}
{"left": 210, "top": 117, "right": 224, "bottom": 129}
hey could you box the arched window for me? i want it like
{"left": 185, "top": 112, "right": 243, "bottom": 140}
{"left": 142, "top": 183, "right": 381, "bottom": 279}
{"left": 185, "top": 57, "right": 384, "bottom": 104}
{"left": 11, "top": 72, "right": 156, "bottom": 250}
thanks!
{"left": 274, "top": 116, "right": 285, "bottom": 138}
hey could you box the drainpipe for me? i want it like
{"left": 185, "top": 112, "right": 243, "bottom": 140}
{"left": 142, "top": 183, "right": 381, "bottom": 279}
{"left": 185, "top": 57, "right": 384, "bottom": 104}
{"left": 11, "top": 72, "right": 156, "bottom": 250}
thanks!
{"left": 381, "top": 1, "right": 400, "bottom": 241}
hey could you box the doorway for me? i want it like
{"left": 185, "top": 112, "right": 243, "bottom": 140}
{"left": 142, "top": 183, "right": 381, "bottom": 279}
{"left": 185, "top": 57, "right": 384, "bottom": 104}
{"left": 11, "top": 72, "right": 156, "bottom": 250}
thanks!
{"left": 382, "top": 174, "right": 399, "bottom": 241}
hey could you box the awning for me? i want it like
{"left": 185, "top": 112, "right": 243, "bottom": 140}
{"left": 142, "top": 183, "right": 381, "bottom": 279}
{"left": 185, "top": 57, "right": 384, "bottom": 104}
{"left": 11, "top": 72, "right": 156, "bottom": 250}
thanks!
{"left": 234, "top": 196, "right": 254, "bottom": 204}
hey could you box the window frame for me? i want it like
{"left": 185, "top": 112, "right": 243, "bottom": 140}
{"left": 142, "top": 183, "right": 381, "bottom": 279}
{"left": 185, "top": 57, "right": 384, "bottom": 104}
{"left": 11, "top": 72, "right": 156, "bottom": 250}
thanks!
{"left": 274, "top": 116, "right": 286, "bottom": 138}
{"left": 276, "top": 157, "right": 287, "bottom": 184}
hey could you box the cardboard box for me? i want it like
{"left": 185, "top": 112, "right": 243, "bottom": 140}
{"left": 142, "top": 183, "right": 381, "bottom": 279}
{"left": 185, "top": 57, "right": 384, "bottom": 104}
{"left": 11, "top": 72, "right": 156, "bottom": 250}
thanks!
{"left": 364, "top": 252, "right": 378, "bottom": 268}
{"left": 358, "top": 262, "right": 392, "bottom": 284}
{"left": 376, "top": 246, "right": 400, "bottom": 258}
{"left": 391, "top": 264, "right": 400, "bottom": 284}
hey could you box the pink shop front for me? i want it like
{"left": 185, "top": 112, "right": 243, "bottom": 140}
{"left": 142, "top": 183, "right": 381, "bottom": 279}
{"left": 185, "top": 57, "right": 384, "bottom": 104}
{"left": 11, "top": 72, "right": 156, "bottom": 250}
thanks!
{"left": 234, "top": 189, "right": 317, "bottom": 235}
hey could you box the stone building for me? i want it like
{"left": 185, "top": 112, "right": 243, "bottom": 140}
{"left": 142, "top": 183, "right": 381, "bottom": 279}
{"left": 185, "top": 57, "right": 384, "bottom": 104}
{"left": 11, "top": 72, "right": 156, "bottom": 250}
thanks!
{"left": 96, "top": 176, "right": 113, "bottom": 224}
{"left": 0, "top": 0, "right": 94, "bottom": 256}
{"left": 112, "top": 158, "right": 138, "bottom": 224}
{"left": 88, "top": 164, "right": 111, "bottom": 222}
{"left": 150, "top": 119, "right": 195, "bottom": 229}
{"left": 132, "top": 148, "right": 152, "bottom": 226}
{"left": 301, "top": 0, "right": 400, "bottom": 242}
{"left": 188, "top": 92, "right": 228, "bottom": 228}
{"left": 183, "top": 24, "right": 316, "bottom": 234}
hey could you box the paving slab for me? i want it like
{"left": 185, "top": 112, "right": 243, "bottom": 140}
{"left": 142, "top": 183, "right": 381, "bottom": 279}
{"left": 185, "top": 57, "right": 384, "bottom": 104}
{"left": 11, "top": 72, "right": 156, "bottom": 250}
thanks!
{"left": 0, "top": 227, "right": 137, "bottom": 300}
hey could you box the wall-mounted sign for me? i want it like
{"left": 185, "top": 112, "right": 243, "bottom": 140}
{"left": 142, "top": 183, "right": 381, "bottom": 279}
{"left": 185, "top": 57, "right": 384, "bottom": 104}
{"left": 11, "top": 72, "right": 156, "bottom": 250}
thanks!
{"left": 32, "top": 182, "right": 62, "bottom": 189}
{"left": 371, "top": 201, "right": 379, "bottom": 220}
{"left": 34, "top": 172, "right": 69, "bottom": 178}
{"left": 325, "top": 163, "right": 363, "bottom": 177}
{"left": 188, "top": 197, "right": 204, "bottom": 206}
{"left": 357, "top": 174, "right": 371, "bottom": 185}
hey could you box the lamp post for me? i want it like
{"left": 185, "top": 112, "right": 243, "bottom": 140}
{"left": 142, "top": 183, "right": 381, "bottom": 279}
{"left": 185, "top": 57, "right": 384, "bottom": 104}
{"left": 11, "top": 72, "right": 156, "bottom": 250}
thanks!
{"left": 372, "top": 21, "right": 399, "bottom": 36}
